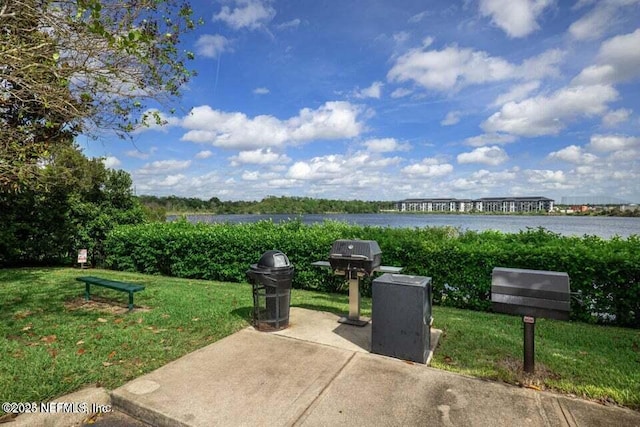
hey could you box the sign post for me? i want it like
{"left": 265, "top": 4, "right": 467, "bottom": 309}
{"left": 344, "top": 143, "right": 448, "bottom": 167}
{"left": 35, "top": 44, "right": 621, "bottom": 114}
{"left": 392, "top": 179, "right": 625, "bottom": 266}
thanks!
{"left": 523, "top": 316, "right": 535, "bottom": 373}
{"left": 77, "top": 249, "right": 88, "bottom": 269}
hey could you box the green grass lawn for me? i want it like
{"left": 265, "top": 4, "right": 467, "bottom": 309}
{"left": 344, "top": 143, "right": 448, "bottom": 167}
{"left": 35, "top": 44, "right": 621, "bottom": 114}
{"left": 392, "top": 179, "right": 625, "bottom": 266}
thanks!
{"left": 1, "top": 268, "right": 639, "bottom": 412}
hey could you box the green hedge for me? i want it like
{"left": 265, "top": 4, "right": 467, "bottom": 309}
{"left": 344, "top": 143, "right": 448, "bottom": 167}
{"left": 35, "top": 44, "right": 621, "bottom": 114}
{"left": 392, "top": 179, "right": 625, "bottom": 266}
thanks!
{"left": 104, "top": 220, "right": 640, "bottom": 327}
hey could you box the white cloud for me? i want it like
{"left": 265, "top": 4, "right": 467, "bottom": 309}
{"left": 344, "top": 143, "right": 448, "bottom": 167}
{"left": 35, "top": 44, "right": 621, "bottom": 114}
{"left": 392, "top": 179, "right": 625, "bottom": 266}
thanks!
{"left": 195, "top": 150, "right": 213, "bottom": 159}
{"left": 286, "top": 102, "right": 365, "bottom": 142}
{"left": 103, "top": 156, "right": 121, "bottom": 168}
{"left": 390, "top": 88, "right": 412, "bottom": 98}
{"left": 137, "top": 174, "right": 188, "bottom": 189}
{"left": 265, "top": 178, "right": 299, "bottom": 189}
{"left": 464, "top": 133, "right": 518, "bottom": 146}
{"left": 195, "top": 34, "right": 230, "bottom": 59}
{"left": 387, "top": 44, "right": 560, "bottom": 93}
{"left": 181, "top": 101, "right": 364, "bottom": 150}
{"left": 608, "top": 147, "right": 639, "bottom": 160}
{"left": 393, "top": 32, "right": 411, "bottom": 44}
{"left": 401, "top": 158, "right": 454, "bottom": 177}
{"left": 362, "top": 138, "right": 411, "bottom": 153}
{"left": 473, "top": 168, "right": 519, "bottom": 183}
{"left": 569, "top": 0, "right": 640, "bottom": 41}
{"left": 242, "top": 170, "right": 260, "bottom": 181}
{"left": 157, "top": 174, "right": 187, "bottom": 187}
{"left": 388, "top": 44, "right": 514, "bottom": 92}
{"left": 286, "top": 152, "right": 401, "bottom": 184}
{"left": 408, "top": 11, "right": 430, "bottom": 23}
{"left": 125, "top": 148, "right": 156, "bottom": 160}
{"left": 483, "top": 84, "right": 618, "bottom": 137}
{"left": 286, "top": 162, "right": 316, "bottom": 180}
{"left": 180, "top": 125, "right": 284, "bottom": 148}
{"left": 137, "top": 160, "right": 192, "bottom": 175}
{"left": 135, "top": 171, "right": 246, "bottom": 198}
{"left": 449, "top": 178, "right": 477, "bottom": 191}
{"left": 518, "top": 49, "right": 564, "bottom": 80}
{"left": 548, "top": 145, "right": 598, "bottom": 164}
{"left": 479, "top": 0, "right": 554, "bottom": 38}
{"left": 441, "top": 111, "right": 461, "bottom": 126}
{"left": 572, "top": 29, "right": 640, "bottom": 86}
{"left": 253, "top": 87, "right": 270, "bottom": 95}
{"left": 276, "top": 19, "right": 301, "bottom": 30}
{"left": 451, "top": 168, "right": 519, "bottom": 191}
{"left": 492, "top": 81, "right": 541, "bottom": 106}
{"left": 229, "top": 148, "right": 291, "bottom": 165}
{"left": 588, "top": 134, "right": 640, "bottom": 151}
{"left": 354, "top": 81, "right": 383, "bottom": 99}
{"left": 602, "top": 108, "right": 632, "bottom": 127}
{"left": 213, "top": 0, "right": 276, "bottom": 30}
{"left": 569, "top": 3, "right": 615, "bottom": 41}
{"left": 457, "top": 146, "right": 508, "bottom": 166}
{"left": 525, "top": 169, "right": 566, "bottom": 183}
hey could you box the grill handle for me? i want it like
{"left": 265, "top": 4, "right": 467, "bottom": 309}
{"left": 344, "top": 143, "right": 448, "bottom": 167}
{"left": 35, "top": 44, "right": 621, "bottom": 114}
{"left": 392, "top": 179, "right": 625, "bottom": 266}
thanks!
{"left": 330, "top": 254, "right": 369, "bottom": 259}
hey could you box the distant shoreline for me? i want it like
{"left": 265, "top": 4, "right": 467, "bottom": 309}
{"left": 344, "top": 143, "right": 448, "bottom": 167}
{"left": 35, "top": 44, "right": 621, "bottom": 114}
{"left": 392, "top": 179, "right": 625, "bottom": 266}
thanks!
{"left": 166, "top": 210, "right": 639, "bottom": 218}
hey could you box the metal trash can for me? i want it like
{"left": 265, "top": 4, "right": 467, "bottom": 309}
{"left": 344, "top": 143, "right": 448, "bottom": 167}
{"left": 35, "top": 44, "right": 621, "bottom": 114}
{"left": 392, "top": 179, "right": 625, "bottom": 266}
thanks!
{"left": 371, "top": 274, "right": 432, "bottom": 364}
{"left": 246, "top": 250, "right": 294, "bottom": 331}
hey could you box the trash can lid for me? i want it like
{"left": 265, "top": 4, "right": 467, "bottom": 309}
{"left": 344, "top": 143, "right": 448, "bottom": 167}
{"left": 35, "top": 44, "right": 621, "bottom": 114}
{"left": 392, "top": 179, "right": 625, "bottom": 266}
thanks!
{"left": 257, "top": 250, "right": 291, "bottom": 269}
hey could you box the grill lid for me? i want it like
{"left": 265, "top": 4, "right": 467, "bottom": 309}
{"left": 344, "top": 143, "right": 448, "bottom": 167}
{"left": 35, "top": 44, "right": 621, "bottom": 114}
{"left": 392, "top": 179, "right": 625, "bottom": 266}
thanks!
{"left": 329, "top": 239, "right": 382, "bottom": 274}
{"left": 330, "top": 239, "right": 381, "bottom": 260}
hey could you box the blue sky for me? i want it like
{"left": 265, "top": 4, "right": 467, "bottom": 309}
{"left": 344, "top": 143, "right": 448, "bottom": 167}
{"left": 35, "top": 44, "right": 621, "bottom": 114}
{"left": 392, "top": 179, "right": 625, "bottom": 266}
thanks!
{"left": 82, "top": 0, "right": 640, "bottom": 202}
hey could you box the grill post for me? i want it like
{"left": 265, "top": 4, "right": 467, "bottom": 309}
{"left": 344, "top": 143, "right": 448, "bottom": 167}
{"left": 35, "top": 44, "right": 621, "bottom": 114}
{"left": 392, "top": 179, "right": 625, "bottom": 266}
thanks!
{"left": 348, "top": 276, "right": 359, "bottom": 320}
{"left": 340, "top": 270, "right": 368, "bottom": 326}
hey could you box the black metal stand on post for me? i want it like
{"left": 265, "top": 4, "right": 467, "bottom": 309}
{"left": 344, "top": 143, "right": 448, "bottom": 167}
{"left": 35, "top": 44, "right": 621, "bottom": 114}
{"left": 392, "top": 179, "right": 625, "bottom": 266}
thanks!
{"left": 523, "top": 316, "right": 535, "bottom": 373}
{"left": 491, "top": 268, "right": 571, "bottom": 375}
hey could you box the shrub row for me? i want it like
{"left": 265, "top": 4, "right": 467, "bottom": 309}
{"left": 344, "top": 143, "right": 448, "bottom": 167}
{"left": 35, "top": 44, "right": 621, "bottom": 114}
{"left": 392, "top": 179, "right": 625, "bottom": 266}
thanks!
{"left": 104, "top": 220, "right": 640, "bottom": 327}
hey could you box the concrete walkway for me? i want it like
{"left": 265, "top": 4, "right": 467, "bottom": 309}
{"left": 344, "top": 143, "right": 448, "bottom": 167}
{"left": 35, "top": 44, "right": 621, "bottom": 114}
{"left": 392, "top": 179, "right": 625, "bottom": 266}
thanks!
{"left": 104, "top": 308, "right": 640, "bottom": 427}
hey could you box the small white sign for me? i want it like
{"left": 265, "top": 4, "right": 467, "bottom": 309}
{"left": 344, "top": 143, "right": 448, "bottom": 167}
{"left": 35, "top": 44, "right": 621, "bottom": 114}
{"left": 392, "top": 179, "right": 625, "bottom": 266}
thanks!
{"left": 523, "top": 316, "right": 535, "bottom": 324}
{"left": 77, "top": 249, "right": 88, "bottom": 264}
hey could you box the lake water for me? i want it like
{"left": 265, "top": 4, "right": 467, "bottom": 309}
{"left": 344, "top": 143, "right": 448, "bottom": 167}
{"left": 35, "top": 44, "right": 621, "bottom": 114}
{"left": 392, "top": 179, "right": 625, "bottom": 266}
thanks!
{"left": 171, "top": 213, "right": 640, "bottom": 239}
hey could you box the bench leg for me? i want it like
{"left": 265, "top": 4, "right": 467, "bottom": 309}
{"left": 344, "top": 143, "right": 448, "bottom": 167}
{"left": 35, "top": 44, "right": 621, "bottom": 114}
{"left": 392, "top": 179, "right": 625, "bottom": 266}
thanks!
{"left": 85, "top": 283, "right": 90, "bottom": 301}
{"left": 128, "top": 292, "right": 134, "bottom": 311}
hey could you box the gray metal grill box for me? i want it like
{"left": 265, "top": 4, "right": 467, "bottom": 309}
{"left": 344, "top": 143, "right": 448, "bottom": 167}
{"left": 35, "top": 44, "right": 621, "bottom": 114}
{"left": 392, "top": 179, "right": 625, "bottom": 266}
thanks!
{"left": 491, "top": 267, "right": 570, "bottom": 320}
{"left": 372, "top": 274, "right": 432, "bottom": 364}
{"left": 329, "top": 239, "right": 382, "bottom": 275}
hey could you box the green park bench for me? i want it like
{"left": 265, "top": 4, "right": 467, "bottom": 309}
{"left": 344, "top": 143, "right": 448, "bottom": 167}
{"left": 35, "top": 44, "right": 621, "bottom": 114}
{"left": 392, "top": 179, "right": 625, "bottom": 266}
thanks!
{"left": 76, "top": 276, "right": 145, "bottom": 311}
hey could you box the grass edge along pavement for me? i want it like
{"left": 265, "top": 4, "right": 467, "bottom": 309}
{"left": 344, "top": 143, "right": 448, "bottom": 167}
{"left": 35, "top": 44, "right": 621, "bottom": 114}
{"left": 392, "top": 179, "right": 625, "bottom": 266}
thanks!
{"left": 0, "top": 268, "right": 638, "bottom": 414}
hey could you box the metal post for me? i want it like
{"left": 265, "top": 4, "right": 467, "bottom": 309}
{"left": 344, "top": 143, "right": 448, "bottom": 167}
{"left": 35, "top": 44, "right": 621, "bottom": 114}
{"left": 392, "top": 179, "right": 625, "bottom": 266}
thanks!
{"left": 523, "top": 316, "right": 535, "bottom": 373}
{"left": 348, "top": 276, "right": 360, "bottom": 320}
{"left": 338, "top": 270, "right": 368, "bottom": 326}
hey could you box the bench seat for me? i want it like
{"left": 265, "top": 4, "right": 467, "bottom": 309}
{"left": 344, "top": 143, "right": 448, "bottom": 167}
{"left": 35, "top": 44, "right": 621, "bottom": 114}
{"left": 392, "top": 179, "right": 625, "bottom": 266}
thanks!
{"left": 76, "top": 276, "right": 145, "bottom": 311}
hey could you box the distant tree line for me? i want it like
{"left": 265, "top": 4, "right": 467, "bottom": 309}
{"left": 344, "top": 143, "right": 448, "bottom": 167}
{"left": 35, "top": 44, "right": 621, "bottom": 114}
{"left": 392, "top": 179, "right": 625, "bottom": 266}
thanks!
{"left": 137, "top": 195, "right": 397, "bottom": 215}
{"left": 581, "top": 207, "right": 640, "bottom": 217}
{"left": 555, "top": 205, "right": 640, "bottom": 217}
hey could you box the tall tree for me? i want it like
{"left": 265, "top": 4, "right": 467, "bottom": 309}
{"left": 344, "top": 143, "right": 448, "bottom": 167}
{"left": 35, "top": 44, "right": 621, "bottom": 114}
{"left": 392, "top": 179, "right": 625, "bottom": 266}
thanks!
{"left": 0, "top": 0, "right": 197, "bottom": 190}
{"left": 0, "top": 142, "right": 145, "bottom": 265}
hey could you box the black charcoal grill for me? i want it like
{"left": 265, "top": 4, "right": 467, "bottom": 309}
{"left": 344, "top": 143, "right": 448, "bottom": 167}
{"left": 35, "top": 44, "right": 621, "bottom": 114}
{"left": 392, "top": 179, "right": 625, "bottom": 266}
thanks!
{"left": 329, "top": 239, "right": 382, "bottom": 276}
{"left": 312, "top": 239, "right": 402, "bottom": 327}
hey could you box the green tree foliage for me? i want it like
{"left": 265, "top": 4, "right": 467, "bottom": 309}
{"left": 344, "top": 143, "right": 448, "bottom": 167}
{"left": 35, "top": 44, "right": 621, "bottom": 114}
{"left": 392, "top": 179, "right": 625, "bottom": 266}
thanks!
{"left": 1, "top": 0, "right": 198, "bottom": 190}
{"left": 0, "top": 143, "right": 145, "bottom": 265}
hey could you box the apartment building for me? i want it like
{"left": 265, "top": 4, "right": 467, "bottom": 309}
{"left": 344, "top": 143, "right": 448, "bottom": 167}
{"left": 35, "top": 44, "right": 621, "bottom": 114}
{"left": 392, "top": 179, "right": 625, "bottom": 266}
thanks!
{"left": 397, "top": 197, "right": 554, "bottom": 213}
